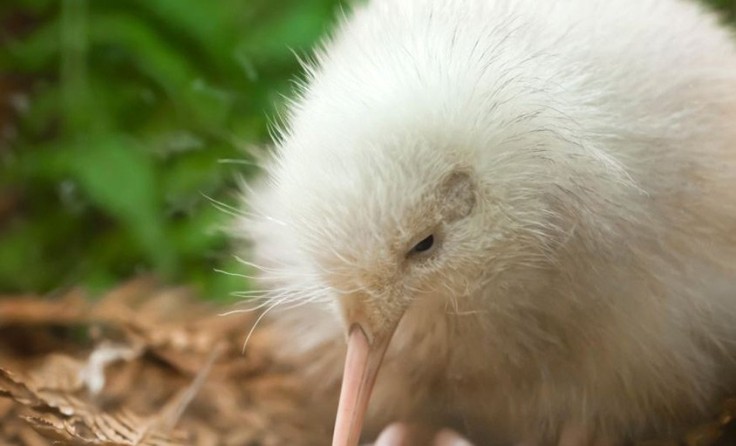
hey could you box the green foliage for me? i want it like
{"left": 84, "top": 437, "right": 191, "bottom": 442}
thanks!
{"left": 707, "top": 0, "right": 736, "bottom": 21}
{"left": 0, "top": 0, "right": 733, "bottom": 298}
{"left": 0, "top": 0, "right": 341, "bottom": 298}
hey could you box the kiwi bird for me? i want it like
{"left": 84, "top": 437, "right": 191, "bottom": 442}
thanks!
{"left": 235, "top": 0, "right": 736, "bottom": 444}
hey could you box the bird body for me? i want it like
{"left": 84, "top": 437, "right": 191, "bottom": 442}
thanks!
{"left": 237, "top": 0, "right": 736, "bottom": 444}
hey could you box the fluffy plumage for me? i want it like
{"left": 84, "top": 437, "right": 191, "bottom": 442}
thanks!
{"left": 235, "top": 0, "right": 736, "bottom": 443}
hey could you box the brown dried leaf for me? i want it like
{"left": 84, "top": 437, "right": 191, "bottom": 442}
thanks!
{"left": 0, "top": 290, "right": 87, "bottom": 325}
{"left": 0, "top": 337, "right": 190, "bottom": 445}
{"left": 27, "top": 354, "right": 85, "bottom": 393}
{"left": 154, "top": 343, "right": 223, "bottom": 431}
{"left": 0, "top": 368, "right": 46, "bottom": 408}
{"left": 12, "top": 377, "right": 190, "bottom": 445}
{"left": 23, "top": 411, "right": 188, "bottom": 446}
{"left": 16, "top": 425, "right": 49, "bottom": 446}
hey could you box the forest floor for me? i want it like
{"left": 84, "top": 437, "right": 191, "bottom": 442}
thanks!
{"left": 0, "top": 277, "right": 330, "bottom": 445}
{"left": 0, "top": 277, "right": 734, "bottom": 446}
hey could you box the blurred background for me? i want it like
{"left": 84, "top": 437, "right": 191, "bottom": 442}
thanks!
{"left": 0, "top": 0, "right": 734, "bottom": 301}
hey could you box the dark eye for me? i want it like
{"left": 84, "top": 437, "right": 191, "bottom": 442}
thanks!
{"left": 410, "top": 234, "right": 434, "bottom": 254}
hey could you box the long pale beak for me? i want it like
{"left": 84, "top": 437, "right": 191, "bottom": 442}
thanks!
{"left": 332, "top": 321, "right": 401, "bottom": 446}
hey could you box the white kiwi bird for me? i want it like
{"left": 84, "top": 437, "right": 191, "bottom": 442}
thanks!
{"left": 234, "top": 0, "right": 736, "bottom": 444}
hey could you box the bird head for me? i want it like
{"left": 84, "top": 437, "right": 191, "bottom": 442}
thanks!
{"left": 269, "top": 129, "right": 507, "bottom": 445}
{"left": 256, "top": 10, "right": 636, "bottom": 442}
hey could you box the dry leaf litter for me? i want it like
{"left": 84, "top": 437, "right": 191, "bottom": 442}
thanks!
{"left": 0, "top": 277, "right": 733, "bottom": 445}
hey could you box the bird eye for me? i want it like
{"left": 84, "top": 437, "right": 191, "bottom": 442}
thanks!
{"left": 409, "top": 234, "right": 434, "bottom": 255}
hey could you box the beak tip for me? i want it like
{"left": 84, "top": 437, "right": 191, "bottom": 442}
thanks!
{"left": 332, "top": 319, "right": 400, "bottom": 446}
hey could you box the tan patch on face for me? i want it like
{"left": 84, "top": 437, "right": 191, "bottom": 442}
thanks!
{"left": 440, "top": 171, "right": 476, "bottom": 222}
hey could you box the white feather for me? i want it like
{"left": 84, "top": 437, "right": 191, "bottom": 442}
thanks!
{"left": 235, "top": 0, "right": 736, "bottom": 443}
